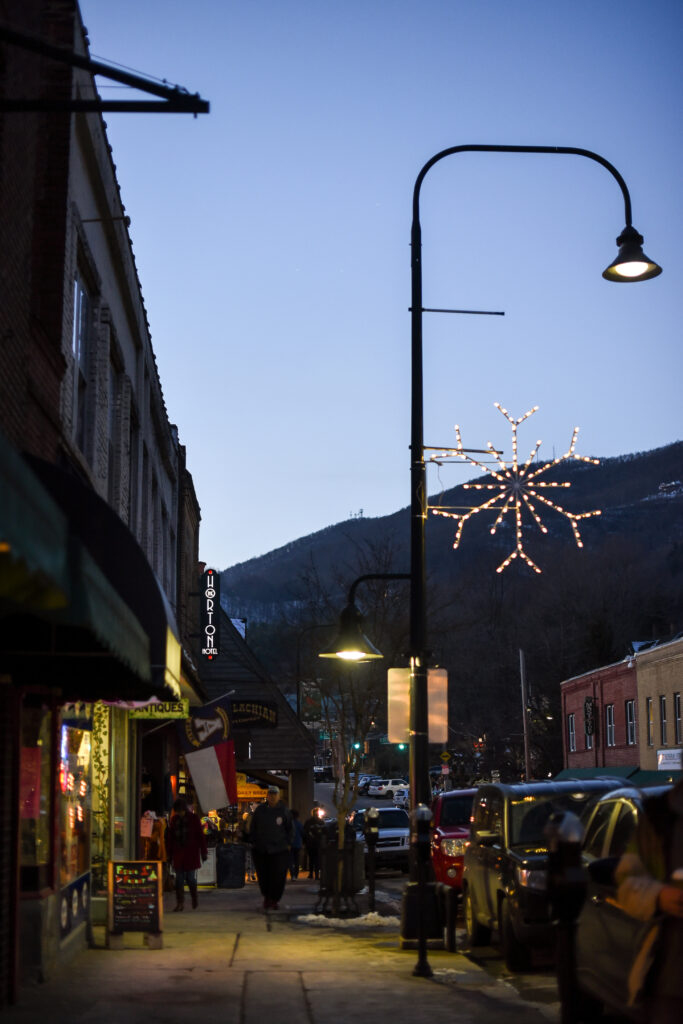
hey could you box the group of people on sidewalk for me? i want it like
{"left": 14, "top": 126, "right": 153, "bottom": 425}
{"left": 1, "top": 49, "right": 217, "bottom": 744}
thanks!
{"left": 167, "top": 788, "right": 327, "bottom": 914}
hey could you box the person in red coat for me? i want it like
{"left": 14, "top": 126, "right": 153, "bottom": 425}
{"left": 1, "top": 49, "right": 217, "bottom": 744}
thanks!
{"left": 166, "top": 797, "right": 207, "bottom": 911}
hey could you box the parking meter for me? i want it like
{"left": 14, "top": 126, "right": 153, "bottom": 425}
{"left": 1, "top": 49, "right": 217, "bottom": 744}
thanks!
{"left": 412, "top": 803, "right": 432, "bottom": 863}
{"left": 545, "top": 810, "right": 586, "bottom": 1024}
{"left": 545, "top": 810, "right": 586, "bottom": 924}
{"left": 364, "top": 807, "right": 380, "bottom": 911}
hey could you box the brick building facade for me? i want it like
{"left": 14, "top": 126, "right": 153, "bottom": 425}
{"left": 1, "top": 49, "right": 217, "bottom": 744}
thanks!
{"left": 0, "top": 0, "right": 203, "bottom": 1004}
{"left": 560, "top": 636, "right": 683, "bottom": 779}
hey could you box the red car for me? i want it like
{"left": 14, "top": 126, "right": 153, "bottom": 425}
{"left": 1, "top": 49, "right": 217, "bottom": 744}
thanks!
{"left": 431, "top": 788, "right": 476, "bottom": 890}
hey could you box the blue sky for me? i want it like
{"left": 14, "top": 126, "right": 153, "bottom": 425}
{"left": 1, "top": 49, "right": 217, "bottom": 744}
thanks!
{"left": 79, "top": 0, "right": 682, "bottom": 569}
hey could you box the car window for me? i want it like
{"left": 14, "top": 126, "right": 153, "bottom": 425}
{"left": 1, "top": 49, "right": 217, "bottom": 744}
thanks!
{"left": 608, "top": 803, "right": 637, "bottom": 859}
{"left": 488, "top": 793, "right": 503, "bottom": 835}
{"left": 439, "top": 795, "right": 473, "bottom": 827}
{"left": 510, "top": 791, "right": 603, "bottom": 847}
{"left": 583, "top": 802, "right": 616, "bottom": 859}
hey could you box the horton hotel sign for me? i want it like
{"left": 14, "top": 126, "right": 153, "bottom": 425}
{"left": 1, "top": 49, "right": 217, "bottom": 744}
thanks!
{"left": 201, "top": 568, "right": 220, "bottom": 659}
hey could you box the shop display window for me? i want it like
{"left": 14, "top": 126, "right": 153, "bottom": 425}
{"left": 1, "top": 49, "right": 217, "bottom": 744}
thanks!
{"left": 59, "top": 722, "right": 91, "bottom": 886}
{"left": 20, "top": 704, "right": 53, "bottom": 890}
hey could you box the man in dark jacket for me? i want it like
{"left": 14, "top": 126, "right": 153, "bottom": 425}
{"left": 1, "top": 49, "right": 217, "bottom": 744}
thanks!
{"left": 248, "top": 786, "right": 294, "bottom": 910}
{"left": 166, "top": 797, "right": 207, "bottom": 911}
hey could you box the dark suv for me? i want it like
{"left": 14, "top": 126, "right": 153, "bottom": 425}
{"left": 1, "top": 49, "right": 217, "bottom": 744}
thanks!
{"left": 462, "top": 779, "right": 621, "bottom": 971}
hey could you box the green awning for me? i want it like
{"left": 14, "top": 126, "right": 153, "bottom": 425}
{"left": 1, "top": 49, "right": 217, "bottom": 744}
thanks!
{"left": 628, "top": 769, "right": 682, "bottom": 787}
{"left": 0, "top": 438, "right": 70, "bottom": 611}
{"left": 0, "top": 438, "right": 153, "bottom": 696}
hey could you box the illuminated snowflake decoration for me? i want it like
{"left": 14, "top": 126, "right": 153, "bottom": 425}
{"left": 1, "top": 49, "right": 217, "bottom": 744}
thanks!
{"left": 430, "top": 403, "right": 601, "bottom": 574}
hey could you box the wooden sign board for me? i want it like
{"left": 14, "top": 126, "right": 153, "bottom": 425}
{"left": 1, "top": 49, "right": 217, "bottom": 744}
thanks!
{"left": 107, "top": 860, "right": 163, "bottom": 948}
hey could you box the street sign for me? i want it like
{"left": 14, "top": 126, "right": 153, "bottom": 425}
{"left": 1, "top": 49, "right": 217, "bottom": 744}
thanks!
{"left": 440, "top": 751, "right": 452, "bottom": 762}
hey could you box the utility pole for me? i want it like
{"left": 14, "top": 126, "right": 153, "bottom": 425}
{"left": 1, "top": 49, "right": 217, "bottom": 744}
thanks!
{"left": 519, "top": 649, "right": 532, "bottom": 781}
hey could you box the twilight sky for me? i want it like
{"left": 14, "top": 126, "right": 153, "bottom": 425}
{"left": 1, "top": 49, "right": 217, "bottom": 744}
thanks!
{"left": 79, "top": 0, "right": 682, "bottom": 570}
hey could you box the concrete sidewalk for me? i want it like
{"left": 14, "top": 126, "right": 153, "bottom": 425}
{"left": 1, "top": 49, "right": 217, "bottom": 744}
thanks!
{"left": 5, "top": 878, "right": 559, "bottom": 1023}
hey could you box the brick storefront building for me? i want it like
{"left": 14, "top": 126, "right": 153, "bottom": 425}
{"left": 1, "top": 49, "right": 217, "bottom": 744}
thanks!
{"left": 560, "top": 636, "right": 683, "bottom": 782}
{"left": 0, "top": 0, "right": 204, "bottom": 1004}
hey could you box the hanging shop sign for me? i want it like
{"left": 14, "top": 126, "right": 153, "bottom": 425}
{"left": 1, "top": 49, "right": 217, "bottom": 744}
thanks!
{"left": 129, "top": 700, "right": 189, "bottom": 719}
{"left": 584, "top": 697, "right": 595, "bottom": 735}
{"left": 200, "top": 568, "right": 220, "bottom": 659}
{"left": 229, "top": 700, "right": 278, "bottom": 728}
{"left": 107, "top": 860, "right": 163, "bottom": 947}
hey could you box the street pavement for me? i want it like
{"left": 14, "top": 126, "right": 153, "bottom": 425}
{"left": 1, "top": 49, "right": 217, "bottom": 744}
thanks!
{"left": 4, "top": 877, "right": 559, "bottom": 1023}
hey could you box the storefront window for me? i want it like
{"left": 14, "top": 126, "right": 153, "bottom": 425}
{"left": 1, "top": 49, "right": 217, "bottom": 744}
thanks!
{"left": 59, "top": 721, "right": 91, "bottom": 886}
{"left": 20, "top": 704, "right": 53, "bottom": 890}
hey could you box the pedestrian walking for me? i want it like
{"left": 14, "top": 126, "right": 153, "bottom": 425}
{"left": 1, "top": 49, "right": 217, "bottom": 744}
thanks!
{"left": 247, "top": 785, "right": 294, "bottom": 910}
{"left": 303, "top": 806, "right": 324, "bottom": 880}
{"left": 289, "top": 809, "right": 305, "bottom": 878}
{"left": 166, "top": 797, "right": 207, "bottom": 911}
{"left": 241, "top": 804, "right": 257, "bottom": 881}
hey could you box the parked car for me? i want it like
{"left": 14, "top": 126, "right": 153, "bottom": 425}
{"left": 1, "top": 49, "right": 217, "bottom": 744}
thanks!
{"left": 462, "top": 779, "right": 621, "bottom": 971}
{"left": 367, "top": 778, "right": 408, "bottom": 799}
{"left": 393, "top": 787, "right": 410, "bottom": 809}
{"left": 351, "top": 806, "right": 410, "bottom": 871}
{"left": 431, "top": 788, "right": 476, "bottom": 891}
{"left": 357, "top": 775, "right": 381, "bottom": 795}
{"left": 574, "top": 784, "right": 673, "bottom": 1022}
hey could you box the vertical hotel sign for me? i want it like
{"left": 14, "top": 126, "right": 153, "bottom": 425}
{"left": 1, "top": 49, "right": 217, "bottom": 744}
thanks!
{"left": 201, "top": 569, "right": 220, "bottom": 660}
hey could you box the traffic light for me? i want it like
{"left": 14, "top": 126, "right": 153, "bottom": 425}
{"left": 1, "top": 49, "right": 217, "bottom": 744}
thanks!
{"left": 352, "top": 741, "right": 361, "bottom": 750}
{"left": 397, "top": 743, "right": 406, "bottom": 751}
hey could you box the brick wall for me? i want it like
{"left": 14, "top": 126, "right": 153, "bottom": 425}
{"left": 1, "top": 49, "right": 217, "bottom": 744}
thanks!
{"left": 561, "top": 660, "right": 638, "bottom": 770}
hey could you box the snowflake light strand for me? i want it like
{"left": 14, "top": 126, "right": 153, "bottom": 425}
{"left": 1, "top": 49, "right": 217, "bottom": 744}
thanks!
{"left": 430, "top": 403, "right": 601, "bottom": 574}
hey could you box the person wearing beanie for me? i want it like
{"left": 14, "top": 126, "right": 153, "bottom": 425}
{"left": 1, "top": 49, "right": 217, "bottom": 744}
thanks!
{"left": 247, "top": 786, "right": 294, "bottom": 910}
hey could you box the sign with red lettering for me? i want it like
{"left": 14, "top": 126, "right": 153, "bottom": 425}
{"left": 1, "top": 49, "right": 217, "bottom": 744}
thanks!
{"left": 108, "top": 860, "right": 162, "bottom": 935}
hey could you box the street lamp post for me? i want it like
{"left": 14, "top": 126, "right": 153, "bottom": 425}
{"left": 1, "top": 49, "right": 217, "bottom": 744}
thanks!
{"left": 407, "top": 144, "right": 660, "bottom": 975}
{"left": 320, "top": 144, "right": 660, "bottom": 977}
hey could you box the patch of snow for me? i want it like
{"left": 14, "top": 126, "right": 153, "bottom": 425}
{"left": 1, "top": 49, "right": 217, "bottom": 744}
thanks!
{"left": 295, "top": 912, "right": 400, "bottom": 928}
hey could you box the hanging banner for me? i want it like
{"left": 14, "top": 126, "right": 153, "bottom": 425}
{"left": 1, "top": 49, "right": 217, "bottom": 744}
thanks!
{"left": 200, "top": 568, "right": 220, "bottom": 659}
{"left": 179, "top": 696, "right": 231, "bottom": 752}
{"left": 387, "top": 667, "right": 448, "bottom": 744}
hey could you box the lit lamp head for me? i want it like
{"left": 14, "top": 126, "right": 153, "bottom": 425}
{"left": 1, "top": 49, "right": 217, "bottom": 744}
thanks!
{"left": 602, "top": 225, "right": 662, "bottom": 282}
{"left": 318, "top": 601, "right": 384, "bottom": 662}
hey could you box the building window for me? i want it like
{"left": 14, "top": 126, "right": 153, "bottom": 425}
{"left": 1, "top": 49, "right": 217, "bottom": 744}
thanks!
{"left": 660, "top": 696, "right": 667, "bottom": 746}
{"left": 646, "top": 697, "right": 654, "bottom": 746}
{"left": 625, "top": 700, "right": 636, "bottom": 745}
{"left": 72, "top": 271, "right": 91, "bottom": 452}
{"left": 567, "top": 713, "right": 576, "bottom": 753}
{"left": 675, "top": 693, "right": 681, "bottom": 746}
{"left": 605, "top": 704, "right": 615, "bottom": 747}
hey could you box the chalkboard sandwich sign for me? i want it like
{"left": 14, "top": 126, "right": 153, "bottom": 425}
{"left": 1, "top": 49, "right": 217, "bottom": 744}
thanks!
{"left": 107, "top": 860, "right": 163, "bottom": 948}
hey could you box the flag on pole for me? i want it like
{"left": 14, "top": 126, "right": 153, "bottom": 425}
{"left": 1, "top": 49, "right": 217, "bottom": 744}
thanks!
{"left": 183, "top": 740, "right": 237, "bottom": 812}
{"left": 177, "top": 694, "right": 237, "bottom": 811}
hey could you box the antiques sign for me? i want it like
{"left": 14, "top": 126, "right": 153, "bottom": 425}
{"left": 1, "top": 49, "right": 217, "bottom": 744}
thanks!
{"left": 201, "top": 568, "right": 220, "bottom": 659}
{"left": 129, "top": 700, "right": 189, "bottom": 719}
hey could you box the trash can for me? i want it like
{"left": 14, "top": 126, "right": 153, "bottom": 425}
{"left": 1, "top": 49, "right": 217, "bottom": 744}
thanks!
{"left": 216, "top": 843, "right": 246, "bottom": 888}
